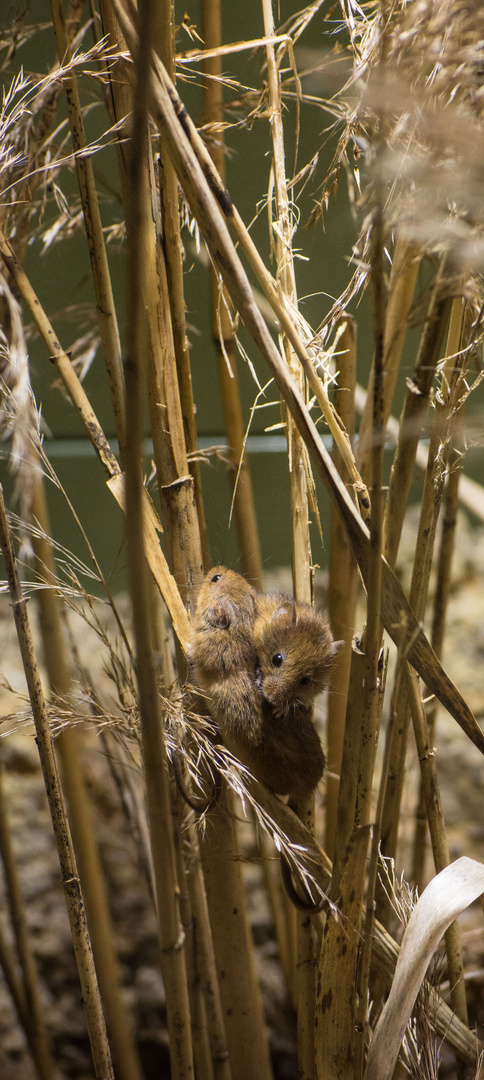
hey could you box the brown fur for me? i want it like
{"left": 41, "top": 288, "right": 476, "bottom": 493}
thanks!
{"left": 189, "top": 567, "right": 336, "bottom": 800}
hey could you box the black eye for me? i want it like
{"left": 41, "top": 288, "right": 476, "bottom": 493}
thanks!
{"left": 271, "top": 653, "right": 283, "bottom": 668}
{"left": 211, "top": 574, "right": 222, "bottom": 582}
{"left": 299, "top": 675, "right": 311, "bottom": 686}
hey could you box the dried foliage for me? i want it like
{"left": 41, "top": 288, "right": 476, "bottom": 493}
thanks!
{"left": 0, "top": 2, "right": 484, "bottom": 1079}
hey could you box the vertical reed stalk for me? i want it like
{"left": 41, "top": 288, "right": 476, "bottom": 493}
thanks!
{"left": 199, "top": 793, "right": 273, "bottom": 1080}
{"left": 405, "top": 667, "right": 468, "bottom": 1028}
{"left": 378, "top": 293, "right": 469, "bottom": 915}
{"left": 201, "top": 0, "right": 263, "bottom": 587}
{"left": 0, "top": 763, "right": 55, "bottom": 1080}
{"left": 0, "top": 486, "right": 114, "bottom": 1080}
{"left": 29, "top": 476, "right": 144, "bottom": 1080}
{"left": 49, "top": 0, "right": 126, "bottom": 451}
{"left": 261, "top": 3, "right": 316, "bottom": 1076}
{"left": 383, "top": 257, "right": 453, "bottom": 568}
{"left": 124, "top": 0, "right": 194, "bottom": 1073}
{"left": 356, "top": 238, "right": 420, "bottom": 483}
{"left": 326, "top": 316, "right": 358, "bottom": 857}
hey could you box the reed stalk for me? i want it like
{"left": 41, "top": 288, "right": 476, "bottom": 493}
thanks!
{"left": 0, "top": 762, "right": 55, "bottom": 1080}
{"left": 49, "top": 0, "right": 126, "bottom": 452}
{"left": 0, "top": 485, "right": 114, "bottom": 1080}
{"left": 201, "top": 0, "right": 263, "bottom": 587}
{"left": 185, "top": 820, "right": 232, "bottom": 1080}
{"left": 382, "top": 257, "right": 453, "bottom": 568}
{"left": 261, "top": 3, "right": 317, "bottom": 1074}
{"left": 356, "top": 237, "right": 420, "bottom": 484}
{"left": 123, "top": 2, "right": 195, "bottom": 1073}
{"left": 405, "top": 666, "right": 468, "bottom": 1028}
{"left": 29, "top": 476, "right": 144, "bottom": 1080}
{"left": 198, "top": 793, "right": 273, "bottom": 1080}
{"left": 377, "top": 293, "right": 470, "bottom": 918}
{"left": 326, "top": 316, "right": 358, "bottom": 858}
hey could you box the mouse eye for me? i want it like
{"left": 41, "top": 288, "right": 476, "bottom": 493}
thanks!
{"left": 211, "top": 574, "right": 222, "bottom": 582}
{"left": 271, "top": 653, "right": 283, "bottom": 668}
{"left": 299, "top": 674, "right": 311, "bottom": 686}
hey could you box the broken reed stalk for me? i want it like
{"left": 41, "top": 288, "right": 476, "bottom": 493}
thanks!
{"left": 29, "top": 476, "right": 144, "bottom": 1080}
{"left": 0, "top": 762, "right": 55, "bottom": 1080}
{"left": 49, "top": 0, "right": 126, "bottom": 452}
{"left": 326, "top": 316, "right": 358, "bottom": 859}
{"left": 123, "top": 1, "right": 194, "bottom": 1075}
{"left": 261, "top": 4, "right": 317, "bottom": 1076}
{"left": 201, "top": 0, "right": 263, "bottom": 589}
{"left": 0, "top": 486, "right": 114, "bottom": 1080}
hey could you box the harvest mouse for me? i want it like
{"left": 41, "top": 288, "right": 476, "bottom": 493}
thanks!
{"left": 189, "top": 567, "right": 327, "bottom": 801}
{"left": 254, "top": 593, "right": 343, "bottom": 722}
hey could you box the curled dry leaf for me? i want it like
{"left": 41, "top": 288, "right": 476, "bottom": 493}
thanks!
{"left": 364, "top": 856, "right": 484, "bottom": 1080}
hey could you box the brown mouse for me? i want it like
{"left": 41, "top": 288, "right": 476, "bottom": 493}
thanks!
{"left": 254, "top": 594, "right": 343, "bottom": 722}
{"left": 189, "top": 567, "right": 328, "bottom": 801}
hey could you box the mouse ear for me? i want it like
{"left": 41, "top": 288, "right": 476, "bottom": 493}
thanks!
{"left": 271, "top": 600, "right": 295, "bottom": 629}
{"left": 330, "top": 639, "right": 345, "bottom": 658}
{"left": 207, "top": 597, "right": 236, "bottom": 628}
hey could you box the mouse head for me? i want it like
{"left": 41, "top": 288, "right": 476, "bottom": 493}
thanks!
{"left": 197, "top": 566, "right": 257, "bottom": 627}
{"left": 255, "top": 601, "right": 342, "bottom": 717}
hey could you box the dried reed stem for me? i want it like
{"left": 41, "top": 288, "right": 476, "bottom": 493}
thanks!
{"left": 200, "top": 0, "right": 263, "bottom": 586}
{"left": 29, "top": 477, "right": 144, "bottom": 1080}
{"left": 356, "top": 238, "right": 420, "bottom": 483}
{"left": 0, "top": 486, "right": 114, "bottom": 1079}
{"left": 199, "top": 793, "right": 273, "bottom": 1080}
{"left": 49, "top": 0, "right": 126, "bottom": 450}
{"left": 0, "top": 763, "right": 55, "bottom": 1080}
{"left": 124, "top": 1, "right": 194, "bottom": 1073}
{"left": 326, "top": 316, "right": 358, "bottom": 858}
{"left": 378, "top": 294, "right": 470, "bottom": 913}
{"left": 261, "top": 4, "right": 316, "bottom": 1073}
{"left": 383, "top": 257, "right": 453, "bottom": 568}
{"left": 405, "top": 666, "right": 468, "bottom": 1027}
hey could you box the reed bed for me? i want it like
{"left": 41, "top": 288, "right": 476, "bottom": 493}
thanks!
{"left": 0, "top": 1, "right": 484, "bottom": 1078}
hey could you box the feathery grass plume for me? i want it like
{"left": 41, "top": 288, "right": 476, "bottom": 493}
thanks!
{"left": 0, "top": 273, "right": 40, "bottom": 525}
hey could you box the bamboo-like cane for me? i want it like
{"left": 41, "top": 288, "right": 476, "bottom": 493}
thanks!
{"left": 0, "top": 486, "right": 114, "bottom": 1080}
{"left": 356, "top": 237, "right": 421, "bottom": 484}
{"left": 261, "top": 5, "right": 317, "bottom": 1075}
{"left": 200, "top": 0, "right": 263, "bottom": 588}
{"left": 382, "top": 257, "right": 453, "bottom": 568}
{"left": 29, "top": 477, "right": 144, "bottom": 1080}
{"left": 185, "top": 820, "right": 232, "bottom": 1080}
{"left": 405, "top": 667, "right": 468, "bottom": 1028}
{"left": 0, "top": 763, "right": 55, "bottom": 1080}
{"left": 49, "top": 0, "right": 126, "bottom": 452}
{"left": 199, "top": 793, "right": 274, "bottom": 1080}
{"left": 377, "top": 295, "right": 470, "bottom": 913}
{"left": 123, "top": 1, "right": 194, "bottom": 1073}
{"left": 412, "top": 441, "right": 463, "bottom": 888}
{"left": 326, "top": 319, "right": 358, "bottom": 857}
